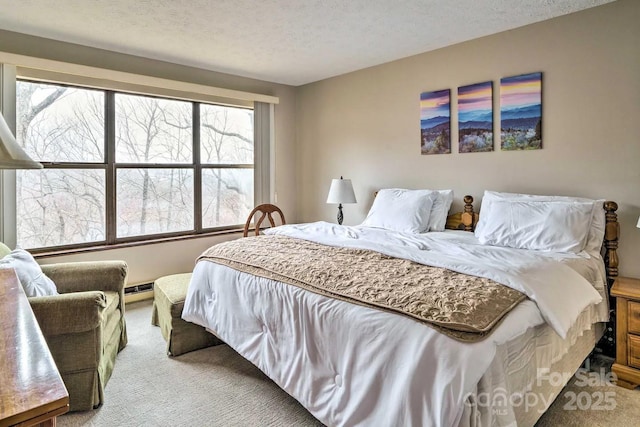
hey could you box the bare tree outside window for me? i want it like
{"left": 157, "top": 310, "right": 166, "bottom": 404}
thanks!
{"left": 15, "top": 80, "right": 255, "bottom": 250}
{"left": 16, "top": 82, "right": 106, "bottom": 248}
{"left": 201, "top": 104, "right": 254, "bottom": 228}
{"left": 115, "top": 94, "right": 194, "bottom": 238}
{"left": 18, "top": 169, "right": 106, "bottom": 247}
{"left": 202, "top": 168, "right": 252, "bottom": 227}
{"left": 115, "top": 94, "right": 192, "bottom": 164}
{"left": 117, "top": 168, "right": 194, "bottom": 236}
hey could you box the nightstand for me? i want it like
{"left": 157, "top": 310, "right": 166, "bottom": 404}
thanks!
{"left": 611, "top": 276, "right": 640, "bottom": 389}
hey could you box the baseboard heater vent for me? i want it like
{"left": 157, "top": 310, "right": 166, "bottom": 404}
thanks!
{"left": 125, "top": 282, "right": 154, "bottom": 295}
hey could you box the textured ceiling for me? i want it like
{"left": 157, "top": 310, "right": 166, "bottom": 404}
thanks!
{"left": 0, "top": 0, "right": 615, "bottom": 86}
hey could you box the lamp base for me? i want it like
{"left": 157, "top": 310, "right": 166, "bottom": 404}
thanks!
{"left": 337, "top": 204, "right": 344, "bottom": 225}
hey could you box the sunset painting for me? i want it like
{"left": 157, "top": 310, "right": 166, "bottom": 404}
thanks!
{"left": 458, "top": 81, "right": 493, "bottom": 153}
{"left": 420, "top": 89, "right": 450, "bottom": 155}
{"left": 500, "top": 72, "right": 542, "bottom": 150}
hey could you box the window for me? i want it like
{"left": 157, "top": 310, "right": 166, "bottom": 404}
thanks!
{"left": 15, "top": 80, "right": 255, "bottom": 250}
{"left": 200, "top": 103, "right": 254, "bottom": 228}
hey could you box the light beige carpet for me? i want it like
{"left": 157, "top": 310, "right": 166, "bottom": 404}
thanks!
{"left": 59, "top": 301, "right": 639, "bottom": 426}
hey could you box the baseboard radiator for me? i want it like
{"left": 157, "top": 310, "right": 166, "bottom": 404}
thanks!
{"left": 124, "top": 282, "right": 154, "bottom": 303}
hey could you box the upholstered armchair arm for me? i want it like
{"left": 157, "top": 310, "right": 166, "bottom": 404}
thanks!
{"left": 29, "top": 291, "right": 106, "bottom": 336}
{"left": 41, "top": 260, "right": 128, "bottom": 294}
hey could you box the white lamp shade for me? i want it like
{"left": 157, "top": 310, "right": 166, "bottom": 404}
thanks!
{"left": 637, "top": 215, "right": 640, "bottom": 229}
{"left": 0, "top": 112, "right": 42, "bottom": 169}
{"left": 326, "top": 178, "right": 357, "bottom": 204}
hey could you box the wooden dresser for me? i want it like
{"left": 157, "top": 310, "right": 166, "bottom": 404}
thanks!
{"left": 611, "top": 276, "right": 640, "bottom": 389}
{"left": 0, "top": 268, "right": 69, "bottom": 427}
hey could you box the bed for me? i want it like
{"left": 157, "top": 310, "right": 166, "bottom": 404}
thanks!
{"left": 182, "top": 190, "right": 620, "bottom": 426}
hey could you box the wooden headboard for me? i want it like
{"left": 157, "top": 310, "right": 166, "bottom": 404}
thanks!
{"left": 445, "top": 195, "right": 620, "bottom": 280}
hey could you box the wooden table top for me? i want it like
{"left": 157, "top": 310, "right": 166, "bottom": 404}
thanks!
{"left": 0, "top": 268, "right": 69, "bottom": 426}
{"left": 611, "top": 276, "right": 640, "bottom": 300}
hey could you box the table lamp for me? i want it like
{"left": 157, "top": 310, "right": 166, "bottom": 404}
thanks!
{"left": 326, "top": 176, "right": 356, "bottom": 225}
{"left": 0, "top": 111, "right": 42, "bottom": 169}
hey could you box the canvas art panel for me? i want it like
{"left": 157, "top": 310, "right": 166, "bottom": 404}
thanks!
{"left": 458, "top": 81, "right": 493, "bottom": 153}
{"left": 500, "top": 72, "right": 542, "bottom": 150}
{"left": 420, "top": 89, "right": 451, "bottom": 155}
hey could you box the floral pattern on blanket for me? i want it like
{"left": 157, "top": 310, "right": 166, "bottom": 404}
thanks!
{"left": 198, "top": 235, "right": 526, "bottom": 342}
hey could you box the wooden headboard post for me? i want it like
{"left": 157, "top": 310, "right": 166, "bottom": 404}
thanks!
{"left": 600, "top": 201, "right": 620, "bottom": 358}
{"left": 603, "top": 201, "right": 620, "bottom": 281}
{"left": 462, "top": 195, "right": 475, "bottom": 232}
{"left": 444, "top": 195, "right": 478, "bottom": 231}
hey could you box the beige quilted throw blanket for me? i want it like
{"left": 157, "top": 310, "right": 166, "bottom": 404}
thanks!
{"left": 198, "top": 235, "right": 525, "bottom": 342}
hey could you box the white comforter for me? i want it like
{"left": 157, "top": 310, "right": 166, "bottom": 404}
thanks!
{"left": 182, "top": 222, "right": 604, "bottom": 426}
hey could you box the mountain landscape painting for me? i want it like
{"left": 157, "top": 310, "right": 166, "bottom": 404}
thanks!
{"left": 500, "top": 72, "right": 542, "bottom": 150}
{"left": 420, "top": 89, "right": 450, "bottom": 155}
{"left": 458, "top": 81, "right": 493, "bottom": 153}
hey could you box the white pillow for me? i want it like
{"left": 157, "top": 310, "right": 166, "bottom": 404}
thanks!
{"left": 427, "top": 189, "right": 454, "bottom": 231}
{"left": 476, "top": 199, "right": 594, "bottom": 253}
{"left": 475, "top": 191, "right": 604, "bottom": 254}
{"left": 362, "top": 189, "right": 436, "bottom": 233}
{"left": 0, "top": 249, "right": 58, "bottom": 297}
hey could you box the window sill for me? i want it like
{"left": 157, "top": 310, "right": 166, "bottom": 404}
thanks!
{"left": 33, "top": 228, "right": 244, "bottom": 259}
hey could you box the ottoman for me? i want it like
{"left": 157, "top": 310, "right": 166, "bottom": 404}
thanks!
{"left": 151, "top": 273, "right": 221, "bottom": 356}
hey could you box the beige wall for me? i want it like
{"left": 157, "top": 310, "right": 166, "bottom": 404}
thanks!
{"left": 296, "top": 0, "right": 640, "bottom": 277}
{"left": 0, "top": 30, "right": 298, "bottom": 285}
{"left": 2, "top": 1, "right": 640, "bottom": 281}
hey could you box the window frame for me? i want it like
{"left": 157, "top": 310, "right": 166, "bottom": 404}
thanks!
{"left": 17, "top": 79, "right": 256, "bottom": 253}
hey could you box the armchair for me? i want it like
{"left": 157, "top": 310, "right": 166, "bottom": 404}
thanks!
{"left": 0, "top": 242, "right": 128, "bottom": 412}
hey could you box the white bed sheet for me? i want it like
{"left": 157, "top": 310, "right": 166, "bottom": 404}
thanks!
{"left": 264, "top": 222, "right": 602, "bottom": 339}
{"left": 462, "top": 289, "right": 607, "bottom": 426}
{"left": 182, "top": 225, "right": 608, "bottom": 426}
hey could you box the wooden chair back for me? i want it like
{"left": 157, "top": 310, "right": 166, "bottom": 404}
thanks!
{"left": 243, "top": 204, "right": 286, "bottom": 237}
